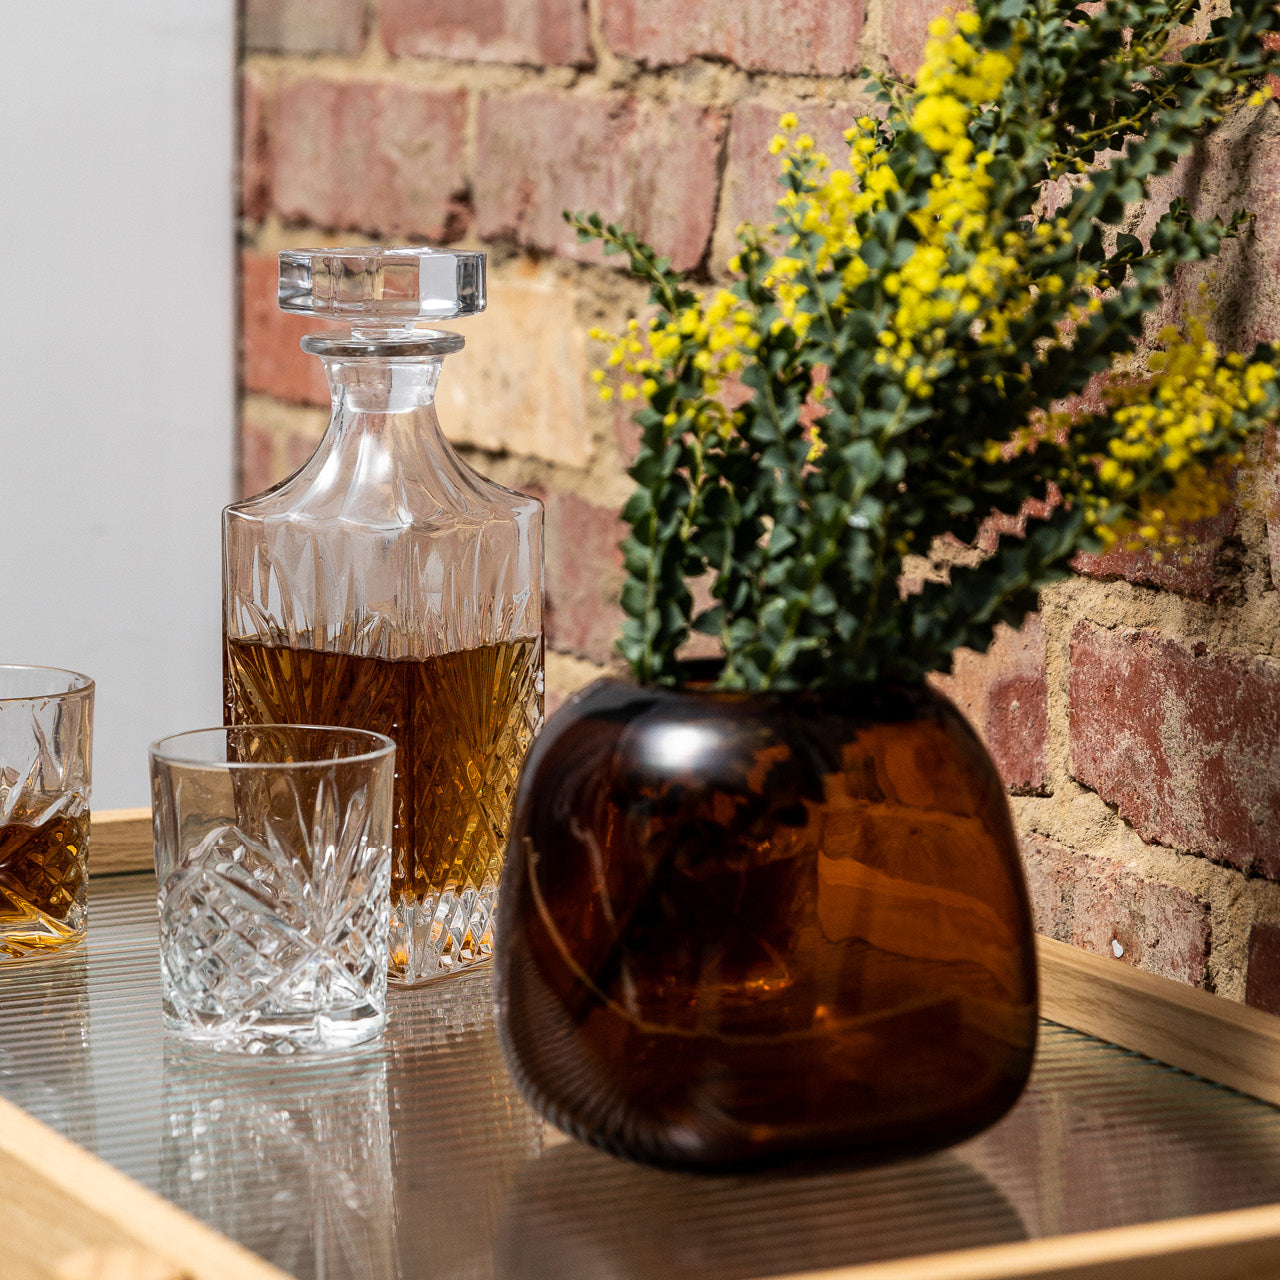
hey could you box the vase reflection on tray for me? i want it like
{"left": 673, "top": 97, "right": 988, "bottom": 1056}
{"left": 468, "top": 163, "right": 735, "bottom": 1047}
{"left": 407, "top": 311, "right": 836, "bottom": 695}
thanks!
{"left": 495, "top": 675, "right": 1038, "bottom": 1170}
{"left": 495, "top": 1138, "right": 1027, "bottom": 1280}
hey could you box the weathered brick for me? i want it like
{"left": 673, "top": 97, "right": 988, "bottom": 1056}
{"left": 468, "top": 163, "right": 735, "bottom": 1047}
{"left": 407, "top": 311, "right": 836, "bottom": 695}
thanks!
{"left": 1072, "top": 498, "right": 1242, "bottom": 604}
{"left": 239, "top": 413, "right": 277, "bottom": 501}
{"left": 1069, "top": 622, "right": 1280, "bottom": 878}
{"left": 1246, "top": 921, "right": 1280, "bottom": 1013}
{"left": 1020, "top": 835, "right": 1211, "bottom": 986}
{"left": 880, "top": 0, "right": 952, "bottom": 78}
{"left": 474, "top": 90, "right": 723, "bottom": 273}
{"left": 717, "top": 98, "right": 872, "bottom": 261}
{"left": 1264, "top": 443, "right": 1280, "bottom": 591}
{"left": 435, "top": 259, "right": 594, "bottom": 468}
{"left": 240, "top": 70, "right": 271, "bottom": 222}
{"left": 602, "top": 0, "right": 863, "bottom": 75}
{"left": 380, "top": 0, "right": 591, "bottom": 66}
{"left": 271, "top": 78, "right": 469, "bottom": 241}
{"left": 244, "top": 0, "right": 367, "bottom": 55}
{"left": 1265, "top": 33, "right": 1280, "bottom": 102}
{"left": 1019, "top": 834, "right": 1076, "bottom": 943}
{"left": 238, "top": 403, "right": 327, "bottom": 499}
{"left": 1270, "top": 499, "right": 1280, "bottom": 592}
{"left": 241, "top": 250, "right": 331, "bottom": 407}
{"left": 1136, "top": 105, "right": 1280, "bottom": 351}
{"left": 543, "top": 489, "right": 626, "bottom": 664}
{"left": 1072, "top": 865, "right": 1210, "bottom": 988}
{"left": 932, "top": 615, "right": 1049, "bottom": 796}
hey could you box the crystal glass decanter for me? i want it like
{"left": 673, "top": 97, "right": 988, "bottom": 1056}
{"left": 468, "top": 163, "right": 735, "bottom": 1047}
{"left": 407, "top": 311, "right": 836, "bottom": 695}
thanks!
{"left": 223, "top": 247, "right": 544, "bottom": 985}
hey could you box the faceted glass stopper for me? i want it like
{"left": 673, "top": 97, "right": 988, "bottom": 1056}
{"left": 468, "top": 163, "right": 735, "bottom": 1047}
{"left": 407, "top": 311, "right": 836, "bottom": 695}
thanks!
{"left": 278, "top": 247, "right": 486, "bottom": 330}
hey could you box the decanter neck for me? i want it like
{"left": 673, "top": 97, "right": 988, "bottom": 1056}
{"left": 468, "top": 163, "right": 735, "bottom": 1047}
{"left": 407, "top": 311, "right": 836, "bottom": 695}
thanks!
{"left": 322, "top": 355, "right": 444, "bottom": 414}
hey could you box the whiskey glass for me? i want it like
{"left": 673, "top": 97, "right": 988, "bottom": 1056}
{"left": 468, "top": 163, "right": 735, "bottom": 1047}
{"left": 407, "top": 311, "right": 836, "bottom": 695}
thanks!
{"left": 0, "top": 665, "right": 94, "bottom": 959}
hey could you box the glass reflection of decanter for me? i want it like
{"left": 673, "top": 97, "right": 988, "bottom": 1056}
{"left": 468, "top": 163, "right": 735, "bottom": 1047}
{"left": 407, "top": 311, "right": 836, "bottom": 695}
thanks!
{"left": 223, "top": 248, "right": 544, "bottom": 985}
{"left": 386, "top": 969, "right": 544, "bottom": 1280}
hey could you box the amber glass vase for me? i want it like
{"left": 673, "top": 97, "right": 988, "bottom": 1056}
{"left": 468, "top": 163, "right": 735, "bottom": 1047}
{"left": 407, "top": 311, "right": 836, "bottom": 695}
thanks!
{"left": 494, "top": 675, "right": 1038, "bottom": 1170}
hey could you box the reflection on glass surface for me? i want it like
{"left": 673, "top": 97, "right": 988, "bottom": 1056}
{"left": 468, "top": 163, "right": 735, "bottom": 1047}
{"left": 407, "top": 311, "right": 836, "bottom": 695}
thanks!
{"left": 963, "top": 1024, "right": 1280, "bottom": 1235}
{"left": 0, "top": 949, "right": 94, "bottom": 1150}
{"left": 6, "top": 879, "right": 1280, "bottom": 1280}
{"left": 497, "top": 1141, "right": 1026, "bottom": 1280}
{"left": 385, "top": 968, "right": 543, "bottom": 1280}
{"left": 161, "top": 1046, "right": 395, "bottom": 1280}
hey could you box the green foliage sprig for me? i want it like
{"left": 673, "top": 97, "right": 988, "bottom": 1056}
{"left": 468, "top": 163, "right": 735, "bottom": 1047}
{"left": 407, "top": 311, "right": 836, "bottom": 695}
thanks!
{"left": 572, "top": 0, "right": 1280, "bottom": 691}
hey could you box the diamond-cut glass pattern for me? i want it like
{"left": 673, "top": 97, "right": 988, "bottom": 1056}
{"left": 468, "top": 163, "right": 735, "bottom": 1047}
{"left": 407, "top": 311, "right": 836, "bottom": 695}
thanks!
{"left": 151, "top": 727, "right": 394, "bottom": 1054}
{"left": 223, "top": 265, "right": 544, "bottom": 987}
{"left": 0, "top": 667, "right": 93, "bottom": 958}
{"left": 390, "top": 634, "right": 543, "bottom": 981}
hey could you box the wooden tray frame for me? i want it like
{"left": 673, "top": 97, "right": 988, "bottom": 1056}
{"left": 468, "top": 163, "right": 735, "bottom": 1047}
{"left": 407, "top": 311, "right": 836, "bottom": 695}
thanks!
{"left": 9, "top": 810, "right": 1280, "bottom": 1280}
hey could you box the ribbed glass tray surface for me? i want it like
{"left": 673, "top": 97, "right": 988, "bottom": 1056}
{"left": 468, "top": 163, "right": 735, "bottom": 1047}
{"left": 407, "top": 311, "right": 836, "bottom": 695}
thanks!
{"left": 4, "top": 873, "right": 1280, "bottom": 1280}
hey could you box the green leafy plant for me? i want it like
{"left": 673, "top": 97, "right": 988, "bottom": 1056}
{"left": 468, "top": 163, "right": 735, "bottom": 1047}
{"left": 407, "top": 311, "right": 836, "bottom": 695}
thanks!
{"left": 572, "top": 0, "right": 1280, "bottom": 691}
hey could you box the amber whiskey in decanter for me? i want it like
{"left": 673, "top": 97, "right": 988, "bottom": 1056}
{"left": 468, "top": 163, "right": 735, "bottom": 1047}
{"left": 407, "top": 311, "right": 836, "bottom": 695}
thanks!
{"left": 224, "top": 247, "right": 543, "bottom": 984}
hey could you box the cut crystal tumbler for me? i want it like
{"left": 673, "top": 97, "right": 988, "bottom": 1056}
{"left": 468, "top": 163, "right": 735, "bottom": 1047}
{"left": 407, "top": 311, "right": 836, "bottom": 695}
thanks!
{"left": 0, "top": 665, "right": 94, "bottom": 958}
{"left": 150, "top": 724, "right": 395, "bottom": 1054}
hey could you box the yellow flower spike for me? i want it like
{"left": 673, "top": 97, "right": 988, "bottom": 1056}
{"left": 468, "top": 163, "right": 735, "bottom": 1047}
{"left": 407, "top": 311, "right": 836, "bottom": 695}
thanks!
{"left": 590, "top": 369, "right": 606, "bottom": 384}
{"left": 778, "top": 112, "right": 798, "bottom": 131}
{"left": 599, "top": 386, "right": 613, "bottom": 401}
{"left": 621, "top": 384, "right": 637, "bottom": 401}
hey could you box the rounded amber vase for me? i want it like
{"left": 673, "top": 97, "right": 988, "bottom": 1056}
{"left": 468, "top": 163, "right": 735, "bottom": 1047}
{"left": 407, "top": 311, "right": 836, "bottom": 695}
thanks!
{"left": 493, "top": 676, "right": 1038, "bottom": 1170}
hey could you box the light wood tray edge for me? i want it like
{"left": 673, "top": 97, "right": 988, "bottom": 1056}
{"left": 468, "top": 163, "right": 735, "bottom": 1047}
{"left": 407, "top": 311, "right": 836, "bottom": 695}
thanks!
{"left": 773, "top": 1201, "right": 1280, "bottom": 1280}
{"left": 69, "top": 813, "right": 1280, "bottom": 1280}
{"left": 0, "top": 1091, "right": 290, "bottom": 1280}
{"left": 90, "top": 808, "right": 153, "bottom": 876}
{"left": 1036, "top": 933, "right": 1280, "bottom": 1108}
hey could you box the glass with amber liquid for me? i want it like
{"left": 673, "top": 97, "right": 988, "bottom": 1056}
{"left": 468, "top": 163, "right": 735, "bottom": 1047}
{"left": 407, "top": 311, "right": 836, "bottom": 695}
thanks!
{"left": 0, "top": 665, "right": 94, "bottom": 958}
{"left": 223, "top": 248, "right": 543, "bottom": 985}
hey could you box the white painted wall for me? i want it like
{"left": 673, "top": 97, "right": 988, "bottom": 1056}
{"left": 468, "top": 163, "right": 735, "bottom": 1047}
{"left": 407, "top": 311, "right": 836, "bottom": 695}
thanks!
{"left": 0, "top": 5, "right": 235, "bottom": 810}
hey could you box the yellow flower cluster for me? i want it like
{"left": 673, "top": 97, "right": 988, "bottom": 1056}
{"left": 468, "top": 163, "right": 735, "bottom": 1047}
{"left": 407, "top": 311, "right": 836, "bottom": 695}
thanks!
{"left": 590, "top": 12, "right": 1065, "bottom": 416}
{"left": 590, "top": 289, "right": 759, "bottom": 435}
{"left": 914, "top": 13, "right": 1015, "bottom": 164}
{"left": 874, "top": 17, "right": 1034, "bottom": 386}
{"left": 586, "top": 4, "right": 1278, "bottom": 553}
{"left": 1088, "top": 319, "right": 1278, "bottom": 547}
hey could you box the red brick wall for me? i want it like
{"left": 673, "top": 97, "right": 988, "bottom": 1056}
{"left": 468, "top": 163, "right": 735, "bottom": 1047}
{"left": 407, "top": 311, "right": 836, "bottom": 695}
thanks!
{"left": 236, "top": 1, "right": 1280, "bottom": 1008}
